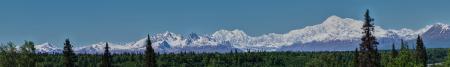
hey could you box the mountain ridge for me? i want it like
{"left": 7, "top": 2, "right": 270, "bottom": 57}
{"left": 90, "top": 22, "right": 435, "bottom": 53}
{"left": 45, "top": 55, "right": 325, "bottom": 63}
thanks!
{"left": 34, "top": 15, "right": 450, "bottom": 53}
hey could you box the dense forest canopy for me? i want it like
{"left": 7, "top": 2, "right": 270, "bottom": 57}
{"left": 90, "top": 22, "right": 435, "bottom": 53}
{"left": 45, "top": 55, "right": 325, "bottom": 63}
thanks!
{"left": 0, "top": 45, "right": 449, "bottom": 67}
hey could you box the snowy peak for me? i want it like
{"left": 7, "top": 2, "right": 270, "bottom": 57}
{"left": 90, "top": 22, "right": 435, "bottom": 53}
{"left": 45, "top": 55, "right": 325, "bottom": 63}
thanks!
{"left": 127, "top": 38, "right": 148, "bottom": 49}
{"left": 309, "top": 15, "right": 363, "bottom": 34}
{"left": 433, "top": 23, "right": 449, "bottom": 29}
{"left": 422, "top": 23, "right": 450, "bottom": 34}
{"left": 35, "top": 43, "right": 61, "bottom": 53}
{"left": 285, "top": 16, "right": 366, "bottom": 43}
{"left": 34, "top": 15, "right": 450, "bottom": 53}
{"left": 421, "top": 23, "right": 450, "bottom": 39}
{"left": 156, "top": 32, "right": 180, "bottom": 38}
{"left": 212, "top": 29, "right": 248, "bottom": 41}
{"left": 428, "top": 23, "right": 449, "bottom": 33}
{"left": 321, "top": 15, "right": 362, "bottom": 27}
{"left": 35, "top": 43, "right": 54, "bottom": 48}
{"left": 188, "top": 33, "right": 200, "bottom": 40}
{"left": 322, "top": 15, "right": 347, "bottom": 24}
{"left": 75, "top": 42, "right": 130, "bottom": 53}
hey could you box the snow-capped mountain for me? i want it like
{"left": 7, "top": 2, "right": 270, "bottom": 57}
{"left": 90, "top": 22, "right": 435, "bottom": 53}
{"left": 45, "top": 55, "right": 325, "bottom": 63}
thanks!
{"left": 35, "top": 15, "right": 450, "bottom": 53}
{"left": 74, "top": 42, "right": 134, "bottom": 54}
{"left": 35, "top": 43, "right": 62, "bottom": 53}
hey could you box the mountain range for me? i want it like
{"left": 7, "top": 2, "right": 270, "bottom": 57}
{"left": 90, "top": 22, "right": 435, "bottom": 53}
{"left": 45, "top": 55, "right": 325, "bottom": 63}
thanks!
{"left": 34, "top": 15, "right": 450, "bottom": 54}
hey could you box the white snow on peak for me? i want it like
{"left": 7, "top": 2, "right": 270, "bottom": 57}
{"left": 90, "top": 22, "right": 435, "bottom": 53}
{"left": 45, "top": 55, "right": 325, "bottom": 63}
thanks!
{"left": 415, "top": 23, "right": 450, "bottom": 35}
{"left": 35, "top": 43, "right": 53, "bottom": 48}
{"left": 127, "top": 38, "right": 148, "bottom": 49}
{"left": 35, "top": 43, "right": 60, "bottom": 52}
{"left": 35, "top": 15, "right": 450, "bottom": 53}
{"left": 288, "top": 16, "right": 364, "bottom": 42}
{"left": 321, "top": 15, "right": 355, "bottom": 25}
{"left": 432, "top": 23, "right": 449, "bottom": 33}
{"left": 435, "top": 23, "right": 450, "bottom": 30}
{"left": 74, "top": 42, "right": 130, "bottom": 53}
{"left": 212, "top": 29, "right": 249, "bottom": 42}
{"left": 154, "top": 31, "right": 187, "bottom": 47}
{"left": 284, "top": 15, "right": 393, "bottom": 43}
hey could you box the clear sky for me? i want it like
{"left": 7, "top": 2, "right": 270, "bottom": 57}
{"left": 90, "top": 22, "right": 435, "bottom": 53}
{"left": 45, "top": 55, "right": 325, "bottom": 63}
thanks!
{"left": 1, "top": 0, "right": 449, "bottom": 47}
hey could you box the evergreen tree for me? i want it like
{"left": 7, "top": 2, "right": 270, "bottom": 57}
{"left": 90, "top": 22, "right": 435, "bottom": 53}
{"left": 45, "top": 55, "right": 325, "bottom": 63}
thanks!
{"left": 391, "top": 43, "right": 398, "bottom": 58}
{"left": 144, "top": 34, "right": 157, "bottom": 67}
{"left": 385, "top": 43, "right": 399, "bottom": 67}
{"left": 358, "top": 9, "right": 381, "bottom": 67}
{"left": 0, "top": 44, "right": 5, "bottom": 66}
{"left": 415, "top": 35, "right": 427, "bottom": 67}
{"left": 0, "top": 42, "right": 18, "bottom": 67}
{"left": 444, "top": 48, "right": 450, "bottom": 67}
{"left": 100, "top": 42, "right": 112, "bottom": 67}
{"left": 19, "top": 41, "right": 36, "bottom": 67}
{"left": 63, "top": 39, "right": 76, "bottom": 67}
{"left": 394, "top": 39, "right": 416, "bottom": 67}
{"left": 353, "top": 48, "right": 359, "bottom": 67}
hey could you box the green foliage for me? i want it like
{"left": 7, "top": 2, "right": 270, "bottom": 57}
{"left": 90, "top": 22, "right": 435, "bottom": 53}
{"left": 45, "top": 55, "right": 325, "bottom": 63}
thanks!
{"left": 415, "top": 35, "right": 427, "bottom": 67}
{"left": 391, "top": 43, "right": 398, "bottom": 58}
{"left": 385, "top": 40, "right": 424, "bottom": 67}
{"left": 29, "top": 49, "right": 450, "bottom": 67}
{"left": 358, "top": 9, "right": 381, "bottom": 67}
{"left": 2, "top": 51, "right": 355, "bottom": 67}
{"left": 443, "top": 49, "right": 450, "bottom": 67}
{"left": 100, "top": 42, "right": 112, "bottom": 67}
{"left": 1, "top": 48, "right": 449, "bottom": 67}
{"left": 18, "top": 41, "right": 37, "bottom": 67}
{"left": 63, "top": 39, "right": 76, "bottom": 67}
{"left": 0, "top": 42, "right": 18, "bottom": 67}
{"left": 394, "top": 42, "right": 415, "bottom": 67}
{"left": 0, "top": 41, "right": 37, "bottom": 67}
{"left": 0, "top": 40, "right": 448, "bottom": 67}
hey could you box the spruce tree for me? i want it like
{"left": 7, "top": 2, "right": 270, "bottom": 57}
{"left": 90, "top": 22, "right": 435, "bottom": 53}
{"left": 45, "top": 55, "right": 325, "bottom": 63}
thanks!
{"left": 358, "top": 9, "right": 381, "bottom": 67}
{"left": 387, "top": 43, "right": 399, "bottom": 67}
{"left": 144, "top": 34, "right": 157, "bottom": 67}
{"left": 63, "top": 39, "right": 76, "bottom": 67}
{"left": 415, "top": 35, "right": 427, "bottom": 67}
{"left": 100, "top": 42, "right": 112, "bottom": 67}
{"left": 353, "top": 48, "right": 359, "bottom": 67}
{"left": 391, "top": 43, "right": 398, "bottom": 58}
{"left": 395, "top": 39, "right": 415, "bottom": 67}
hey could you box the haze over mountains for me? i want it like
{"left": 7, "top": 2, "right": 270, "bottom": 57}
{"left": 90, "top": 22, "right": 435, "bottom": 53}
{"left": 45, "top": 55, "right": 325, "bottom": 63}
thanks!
{"left": 34, "top": 15, "right": 450, "bottom": 54}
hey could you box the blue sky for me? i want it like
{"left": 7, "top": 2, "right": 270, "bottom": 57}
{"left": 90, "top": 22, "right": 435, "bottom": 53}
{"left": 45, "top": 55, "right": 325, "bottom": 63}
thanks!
{"left": 1, "top": 0, "right": 450, "bottom": 47}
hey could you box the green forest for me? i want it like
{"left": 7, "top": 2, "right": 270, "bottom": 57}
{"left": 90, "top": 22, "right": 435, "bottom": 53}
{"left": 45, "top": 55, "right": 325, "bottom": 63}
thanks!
{"left": 1, "top": 41, "right": 450, "bottom": 67}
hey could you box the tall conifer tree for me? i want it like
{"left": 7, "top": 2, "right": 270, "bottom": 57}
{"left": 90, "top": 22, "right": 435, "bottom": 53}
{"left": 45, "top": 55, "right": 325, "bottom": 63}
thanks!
{"left": 19, "top": 41, "right": 36, "bottom": 67}
{"left": 415, "top": 35, "right": 427, "bottom": 67}
{"left": 63, "top": 39, "right": 76, "bottom": 67}
{"left": 145, "top": 34, "right": 157, "bottom": 67}
{"left": 391, "top": 43, "right": 399, "bottom": 58}
{"left": 353, "top": 48, "right": 359, "bottom": 67}
{"left": 358, "top": 9, "right": 381, "bottom": 67}
{"left": 100, "top": 42, "right": 112, "bottom": 67}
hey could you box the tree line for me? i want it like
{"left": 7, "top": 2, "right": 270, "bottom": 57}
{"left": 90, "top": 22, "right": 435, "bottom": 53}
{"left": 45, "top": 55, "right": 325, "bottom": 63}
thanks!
{"left": 1, "top": 42, "right": 450, "bottom": 67}
{"left": 0, "top": 35, "right": 157, "bottom": 67}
